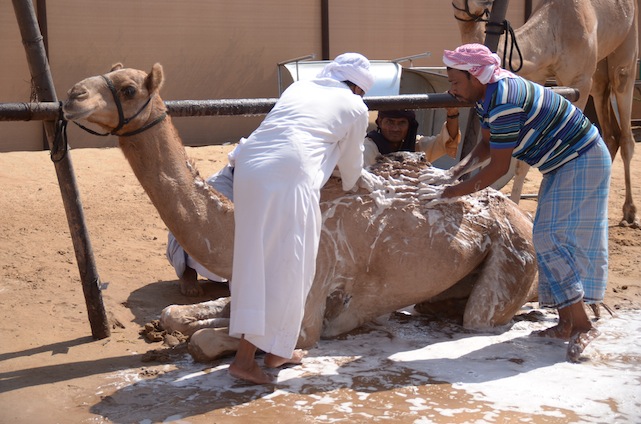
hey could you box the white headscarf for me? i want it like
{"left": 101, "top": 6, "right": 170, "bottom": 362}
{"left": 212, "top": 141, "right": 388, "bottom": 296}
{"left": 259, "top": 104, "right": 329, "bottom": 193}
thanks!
{"left": 443, "top": 43, "right": 515, "bottom": 84}
{"left": 317, "top": 52, "right": 375, "bottom": 93}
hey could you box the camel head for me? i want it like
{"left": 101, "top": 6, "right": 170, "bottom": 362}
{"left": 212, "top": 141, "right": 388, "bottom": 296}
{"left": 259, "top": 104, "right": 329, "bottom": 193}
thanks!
{"left": 452, "top": 0, "right": 493, "bottom": 22}
{"left": 63, "top": 63, "right": 165, "bottom": 135}
{"left": 451, "top": 0, "right": 493, "bottom": 44}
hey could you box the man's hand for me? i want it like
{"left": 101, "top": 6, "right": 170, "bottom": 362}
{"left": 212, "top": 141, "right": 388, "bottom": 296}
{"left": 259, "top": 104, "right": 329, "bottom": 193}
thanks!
{"left": 357, "top": 169, "right": 386, "bottom": 192}
{"left": 418, "top": 184, "right": 444, "bottom": 201}
{"left": 418, "top": 168, "right": 456, "bottom": 185}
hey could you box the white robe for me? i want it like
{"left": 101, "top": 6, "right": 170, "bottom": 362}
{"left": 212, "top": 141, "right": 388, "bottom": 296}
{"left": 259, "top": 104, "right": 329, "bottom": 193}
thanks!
{"left": 228, "top": 78, "right": 368, "bottom": 358}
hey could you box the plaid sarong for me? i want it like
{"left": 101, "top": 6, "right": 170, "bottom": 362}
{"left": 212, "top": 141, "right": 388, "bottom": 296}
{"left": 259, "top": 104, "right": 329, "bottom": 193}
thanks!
{"left": 533, "top": 138, "right": 611, "bottom": 309}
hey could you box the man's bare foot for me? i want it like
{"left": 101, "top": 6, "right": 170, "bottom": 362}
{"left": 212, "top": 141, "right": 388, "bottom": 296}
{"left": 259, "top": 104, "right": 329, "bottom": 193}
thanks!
{"left": 531, "top": 324, "right": 572, "bottom": 340}
{"left": 567, "top": 327, "right": 601, "bottom": 363}
{"left": 228, "top": 360, "right": 275, "bottom": 384}
{"left": 179, "top": 267, "right": 204, "bottom": 297}
{"left": 264, "top": 349, "right": 308, "bottom": 368}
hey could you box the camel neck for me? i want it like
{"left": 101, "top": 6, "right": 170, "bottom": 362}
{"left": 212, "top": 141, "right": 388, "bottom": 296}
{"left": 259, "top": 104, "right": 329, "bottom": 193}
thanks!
{"left": 118, "top": 115, "right": 235, "bottom": 279}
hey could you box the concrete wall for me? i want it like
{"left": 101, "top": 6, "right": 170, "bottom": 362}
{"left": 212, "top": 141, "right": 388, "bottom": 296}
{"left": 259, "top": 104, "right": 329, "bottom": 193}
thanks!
{"left": 0, "top": 0, "right": 552, "bottom": 152}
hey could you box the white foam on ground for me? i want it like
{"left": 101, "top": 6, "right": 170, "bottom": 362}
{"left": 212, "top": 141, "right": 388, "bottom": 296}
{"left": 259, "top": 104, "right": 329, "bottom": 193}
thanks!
{"left": 103, "top": 306, "right": 641, "bottom": 423}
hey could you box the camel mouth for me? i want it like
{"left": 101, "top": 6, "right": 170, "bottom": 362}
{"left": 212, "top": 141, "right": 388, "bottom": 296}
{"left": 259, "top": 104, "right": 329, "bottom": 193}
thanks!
{"left": 62, "top": 100, "right": 98, "bottom": 122}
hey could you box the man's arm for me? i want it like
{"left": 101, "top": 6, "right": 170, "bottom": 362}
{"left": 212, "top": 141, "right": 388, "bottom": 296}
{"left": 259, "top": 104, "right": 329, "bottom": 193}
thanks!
{"left": 442, "top": 130, "right": 513, "bottom": 198}
{"left": 447, "top": 127, "right": 492, "bottom": 181}
{"left": 362, "top": 138, "right": 380, "bottom": 168}
{"left": 445, "top": 107, "right": 459, "bottom": 142}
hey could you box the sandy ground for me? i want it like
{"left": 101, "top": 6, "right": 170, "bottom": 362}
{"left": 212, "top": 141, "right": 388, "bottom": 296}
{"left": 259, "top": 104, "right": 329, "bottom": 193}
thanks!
{"left": 0, "top": 142, "right": 640, "bottom": 423}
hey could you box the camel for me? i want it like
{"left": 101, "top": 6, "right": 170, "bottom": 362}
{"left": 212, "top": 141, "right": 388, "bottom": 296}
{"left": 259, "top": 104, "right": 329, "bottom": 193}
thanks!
{"left": 62, "top": 63, "right": 538, "bottom": 361}
{"left": 452, "top": 0, "right": 639, "bottom": 228}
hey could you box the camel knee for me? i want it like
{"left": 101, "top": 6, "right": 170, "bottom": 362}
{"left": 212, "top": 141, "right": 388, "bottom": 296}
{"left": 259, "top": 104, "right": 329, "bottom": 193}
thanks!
{"left": 462, "top": 262, "right": 537, "bottom": 328}
{"left": 188, "top": 328, "right": 239, "bottom": 362}
{"left": 463, "top": 293, "right": 524, "bottom": 329}
{"left": 160, "top": 302, "right": 230, "bottom": 336}
{"left": 296, "top": 324, "right": 321, "bottom": 349}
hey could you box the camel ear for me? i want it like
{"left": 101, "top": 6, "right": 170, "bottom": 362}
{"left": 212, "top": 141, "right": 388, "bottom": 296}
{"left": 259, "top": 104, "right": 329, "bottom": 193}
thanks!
{"left": 110, "top": 63, "right": 124, "bottom": 72}
{"left": 146, "top": 63, "right": 164, "bottom": 94}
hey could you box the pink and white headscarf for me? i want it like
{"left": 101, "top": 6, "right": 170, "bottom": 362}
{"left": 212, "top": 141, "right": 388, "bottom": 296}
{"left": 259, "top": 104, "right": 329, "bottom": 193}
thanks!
{"left": 443, "top": 43, "right": 515, "bottom": 84}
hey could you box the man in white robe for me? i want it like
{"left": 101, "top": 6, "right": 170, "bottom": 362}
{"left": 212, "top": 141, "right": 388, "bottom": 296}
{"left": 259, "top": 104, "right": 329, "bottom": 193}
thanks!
{"left": 227, "top": 53, "right": 376, "bottom": 384}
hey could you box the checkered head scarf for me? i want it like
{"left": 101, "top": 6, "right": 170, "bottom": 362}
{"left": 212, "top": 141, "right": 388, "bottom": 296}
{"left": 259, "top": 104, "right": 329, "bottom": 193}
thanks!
{"left": 443, "top": 43, "right": 515, "bottom": 84}
{"left": 317, "top": 52, "right": 375, "bottom": 93}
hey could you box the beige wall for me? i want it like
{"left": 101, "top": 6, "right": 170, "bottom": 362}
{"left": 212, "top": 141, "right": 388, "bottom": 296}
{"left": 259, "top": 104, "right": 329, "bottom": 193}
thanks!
{"left": 0, "top": 0, "right": 567, "bottom": 152}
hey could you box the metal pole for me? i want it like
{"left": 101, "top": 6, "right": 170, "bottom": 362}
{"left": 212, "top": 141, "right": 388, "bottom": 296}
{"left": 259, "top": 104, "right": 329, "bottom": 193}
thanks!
{"left": 35, "top": 0, "right": 48, "bottom": 150}
{"left": 484, "top": 0, "right": 510, "bottom": 52}
{"left": 321, "top": 0, "right": 330, "bottom": 60}
{"left": 0, "top": 88, "right": 580, "bottom": 122}
{"left": 12, "top": 0, "right": 110, "bottom": 339}
{"left": 459, "top": 0, "right": 511, "bottom": 167}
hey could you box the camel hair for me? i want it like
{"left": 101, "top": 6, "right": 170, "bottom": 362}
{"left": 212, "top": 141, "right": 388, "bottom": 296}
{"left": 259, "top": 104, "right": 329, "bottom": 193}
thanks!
{"left": 62, "top": 63, "right": 538, "bottom": 361}
{"left": 452, "top": 0, "right": 639, "bottom": 228}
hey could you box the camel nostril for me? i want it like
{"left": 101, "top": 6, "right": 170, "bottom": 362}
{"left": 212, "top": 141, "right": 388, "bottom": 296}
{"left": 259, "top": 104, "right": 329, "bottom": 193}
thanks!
{"left": 67, "top": 86, "right": 89, "bottom": 101}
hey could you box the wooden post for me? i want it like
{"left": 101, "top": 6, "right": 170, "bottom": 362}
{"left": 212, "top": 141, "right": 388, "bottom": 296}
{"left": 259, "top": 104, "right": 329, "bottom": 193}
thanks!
{"left": 12, "top": 0, "right": 110, "bottom": 339}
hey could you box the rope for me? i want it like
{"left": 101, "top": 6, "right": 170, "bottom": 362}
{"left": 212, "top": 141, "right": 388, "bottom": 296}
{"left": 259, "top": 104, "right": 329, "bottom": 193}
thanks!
{"left": 51, "top": 102, "right": 68, "bottom": 163}
{"left": 70, "top": 74, "right": 165, "bottom": 137}
{"left": 486, "top": 20, "right": 524, "bottom": 74}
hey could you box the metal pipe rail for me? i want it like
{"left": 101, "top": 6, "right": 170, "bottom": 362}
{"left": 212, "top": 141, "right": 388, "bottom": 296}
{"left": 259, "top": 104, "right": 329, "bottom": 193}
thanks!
{"left": 0, "top": 88, "right": 579, "bottom": 121}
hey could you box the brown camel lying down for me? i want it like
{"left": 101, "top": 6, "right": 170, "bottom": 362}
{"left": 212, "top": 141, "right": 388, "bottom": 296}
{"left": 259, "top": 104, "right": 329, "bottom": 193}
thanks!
{"left": 62, "top": 63, "right": 537, "bottom": 361}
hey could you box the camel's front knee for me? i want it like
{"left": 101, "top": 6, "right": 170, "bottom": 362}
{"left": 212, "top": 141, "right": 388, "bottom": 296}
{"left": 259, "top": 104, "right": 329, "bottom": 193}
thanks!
{"left": 188, "top": 327, "right": 239, "bottom": 362}
{"left": 160, "top": 302, "right": 230, "bottom": 336}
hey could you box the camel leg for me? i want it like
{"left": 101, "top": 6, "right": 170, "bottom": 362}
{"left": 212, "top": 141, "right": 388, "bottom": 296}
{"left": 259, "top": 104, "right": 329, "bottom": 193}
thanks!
{"left": 160, "top": 298, "right": 231, "bottom": 336}
{"left": 188, "top": 327, "right": 240, "bottom": 362}
{"left": 462, "top": 231, "right": 537, "bottom": 329}
{"left": 187, "top": 290, "right": 325, "bottom": 363}
{"left": 591, "top": 56, "right": 638, "bottom": 227}
{"left": 509, "top": 160, "right": 530, "bottom": 204}
{"left": 606, "top": 26, "right": 639, "bottom": 227}
{"left": 170, "top": 252, "right": 332, "bottom": 362}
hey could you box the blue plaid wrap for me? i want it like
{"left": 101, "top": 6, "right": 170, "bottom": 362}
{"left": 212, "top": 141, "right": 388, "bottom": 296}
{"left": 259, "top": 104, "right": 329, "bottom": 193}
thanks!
{"left": 533, "top": 138, "right": 611, "bottom": 309}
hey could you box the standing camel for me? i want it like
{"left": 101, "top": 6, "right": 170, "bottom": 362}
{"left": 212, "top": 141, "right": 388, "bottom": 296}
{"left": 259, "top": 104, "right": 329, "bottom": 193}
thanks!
{"left": 452, "top": 0, "right": 639, "bottom": 227}
{"left": 62, "top": 64, "right": 538, "bottom": 361}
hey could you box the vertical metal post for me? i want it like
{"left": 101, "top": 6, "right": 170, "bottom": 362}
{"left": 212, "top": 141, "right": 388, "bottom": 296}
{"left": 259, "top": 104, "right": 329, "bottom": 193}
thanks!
{"left": 35, "top": 0, "right": 49, "bottom": 150}
{"left": 458, "top": 0, "right": 510, "bottom": 163}
{"left": 12, "top": 0, "right": 110, "bottom": 339}
{"left": 321, "top": 0, "right": 330, "bottom": 60}
{"left": 483, "top": 0, "right": 510, "bottom": 52}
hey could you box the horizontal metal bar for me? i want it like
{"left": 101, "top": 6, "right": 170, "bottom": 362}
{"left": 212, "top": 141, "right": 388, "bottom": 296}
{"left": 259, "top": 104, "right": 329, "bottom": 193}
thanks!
{"left": 276, "top": 54, "right": 315, "bottom": 67}
{"left": 0, "top": 101, "right": 60, "bottom": 121}
{"left": 0, "top": 87, "right": 580, "bottom": 122}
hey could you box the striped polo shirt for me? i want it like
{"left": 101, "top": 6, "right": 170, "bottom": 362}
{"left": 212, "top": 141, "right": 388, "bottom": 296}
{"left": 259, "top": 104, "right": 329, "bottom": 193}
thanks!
{"left": 476, "top": 77, "right": 599, "bottom": 173}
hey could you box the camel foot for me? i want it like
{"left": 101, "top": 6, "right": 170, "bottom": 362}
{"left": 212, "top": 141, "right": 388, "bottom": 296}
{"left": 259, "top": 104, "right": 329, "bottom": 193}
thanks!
{"left": 180, "top": 280, "right": 204, "bottom": 297}
{"left": 618, "top": 217, "right": 640, "bottom": 229}
{"left": 179, "top": 267, "right": 204, "bottom": 297}
{"left": 531, "top": 324, "right": 572, "bottom": 341}
{"left": 264, "top": 349, "right": 307, "bottom": 368}
{"left": 228, "top": 360, "right": 275, "bottom": 385}
{"left": 566, "top": 327, "right": 601, "bottom": 363}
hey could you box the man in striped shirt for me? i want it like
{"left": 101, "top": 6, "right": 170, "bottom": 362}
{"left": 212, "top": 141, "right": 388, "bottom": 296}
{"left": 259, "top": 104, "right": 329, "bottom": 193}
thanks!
{"left": 440, "top": 44, "right": 611, "bottom": 362}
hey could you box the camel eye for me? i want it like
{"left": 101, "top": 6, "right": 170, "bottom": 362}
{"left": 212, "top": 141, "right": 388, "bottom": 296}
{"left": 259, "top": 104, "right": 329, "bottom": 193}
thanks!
{"left": 121, "top": 86, "right": 137, "bottom": 98}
